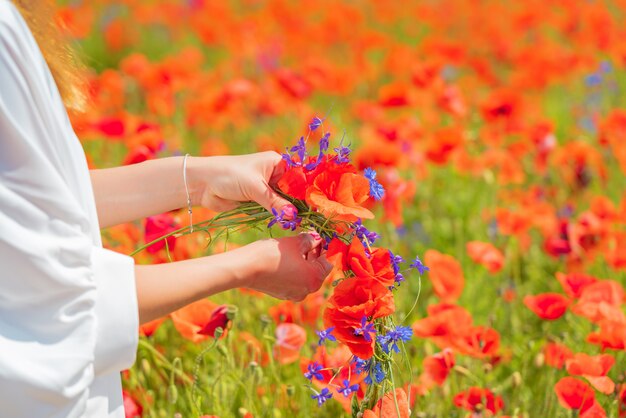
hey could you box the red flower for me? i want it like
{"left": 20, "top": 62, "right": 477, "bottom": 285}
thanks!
{"left": 323, "top": 277, "right": 395, "bottom": 359}
{"left": 170, "top": 298, "right": 218, "bottom": 342}
{"left": 305, "top": 163, "right": 374, "bottom": 222}
{"left": 198, "top": 305, "right": 230, "bottom": 338}
{"left": 523, "top": 293, "right": 570, "bottom": 320}
{"left": 566, "top": 353, "right": 615, "bottom": 394}
{"left": 587, "top": 320, "right": 626, "bottom": 350}
{"left": 556, "top": 272, "right": 598, "bottom": 299}
{"left": 424, "top": 250, "right": 465, "bottom": 302}
{"left": 273, "top": 323, "right": 306, "bottom": 365}
{"left": 123, "top": 390, "right": 142, "bottom": 418}
{"left": 544, "top": 342, "right": 573, "bottom": 369}
{"left": 145, "top": 213, "right": 179, "bottom": 254}
{"left": 363, "top": 389, "right": 410, "bottom": 418}
{"left": 420, "top": 348, "right": 455, "bottom": 388}
{"left": 554, "top": 377, "right": 595, "bottom": 413}
{"left": 345, "top": 239, "right": 395, "bottom": 287}
{"left": 453, "top": 387, "right": 504, "bottom": 415}
{"left": 466, "top": 241, "right": 504, "bottom": 273}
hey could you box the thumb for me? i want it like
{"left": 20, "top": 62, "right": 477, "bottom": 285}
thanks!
{"left": 298, "top": 232, "right": 323, "bottom": 254}
{"left": 254, "top": 181, "right": 294, "bottom": 216}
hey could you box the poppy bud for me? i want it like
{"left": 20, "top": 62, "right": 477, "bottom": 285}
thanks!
{"left": 141, "top": 358, "right": 151, "bottom": 376}
{"left": 167, "top": 384, "right": 178, "bottom": 404}
{"left": 512, "top": 371, "right": 522, "bottom": 387}
{"left": 226, "top": 305, "right": 238, "bottom": 320}
{"left": 213, "top": 327, "right": 224, "bottom": 339}
{"left": 217, "top": 343, "right": 228, "bottom": 358}
{"left": 535, "top": 352, "right": 545, "bottom": 367}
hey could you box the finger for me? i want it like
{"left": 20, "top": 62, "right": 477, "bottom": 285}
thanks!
{"left": 298, "top": 232, "right": 323, "bottom": 254}
{"left": 252, "top": 181, "right": 294, "bottom": 216}
{"left": 269, "top": 158, "right": 287, "bottom": 185}
{"left": 209, "top": 196, "right": 239, "bottom": 212}
{"left": 306, "top": 243, "right": 322, "bottom": 261}
{"left": 310, "top": 255, "right": 334, "bottom": 280}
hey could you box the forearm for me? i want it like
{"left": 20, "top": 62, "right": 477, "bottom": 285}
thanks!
{"left": 90, "top": 157, "right": 203, "bottom": 228}
{"left": 134, "top": 246, "right": 258, "bottom": 324}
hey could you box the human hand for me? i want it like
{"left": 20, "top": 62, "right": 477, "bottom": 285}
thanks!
{"left": 188, "top": 152, "right": 294, "bottom": 214}
{"left": 238, "top": 233, "right": 333, "bottom": 301}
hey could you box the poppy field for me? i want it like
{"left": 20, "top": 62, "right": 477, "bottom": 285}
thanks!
{"left": 60, "top": 0, "right": 626, "bottom": 417}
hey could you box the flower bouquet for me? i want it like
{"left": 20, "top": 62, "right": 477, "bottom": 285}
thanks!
{"left": 134, "top": 116, "right": 427, "bottom": 417}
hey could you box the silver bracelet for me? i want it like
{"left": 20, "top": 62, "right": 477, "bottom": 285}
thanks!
{"left": 183, "top": 153, "right": 194, "bottom": 233}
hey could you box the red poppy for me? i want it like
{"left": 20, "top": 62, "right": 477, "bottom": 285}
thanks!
{"left": 123, "top": 390, "right": 143, "bottom": 418}
{"left": 424, "top": 127, "right": 465, "bottom": 165}
{"left": 543, "top": 342, "right": 573, "bottom": 369}
{"left": 323, "top": 277, "right": 395, "bottom": 359}
{"left": 346, "top": 239, "right": 395, "bottom": 286}
{"left": 587, "top": 319, "right": 626, "bottom": 350}
{"left": 145, "top": 213, "right": 180, "bottom": 254}
{"left": 566, "top": 353, "right": 615, "bottom": 394}
{"left": 305, "top": 164, "right": 374, "bottom": 221}
{"left": 412, "top": 304, "right": 474, "bottom": 350}
{"left": 454, "top": 325, "right": 500, "bottom": 359}
{"left": 554, "top": 377, "right": 596, "bottom": 413}
{"left": 139, "top": 317, "right": 167, "bottom": 337}
{"left": 363, "top": 389, "right": 410, "bottom": 418}
{"left": 420, "top": 348, "right": 455, "bottom": 388}
{"left": 571, "top": 280, "right": 625, "bottom": 323}
{"left": 198, "top": 305, "right": 230, "bottom": 338}
{"left": 424, "top": 250, "right": 465, "bottom": 302}
{"left": 273, "top": 323, "right": 306, "bottom": 365}
{"left": 453, "top": 387, "right": 504, "bottom": 415}
{"left": 466, "top": 241, "right": 505, "bottom": 273}
{"left": 277, "top": 165, "right": 308, "bottom": 200}
{"left": 556, "top": 272, "right": 598, "bottom": 299}
{"left": 523, "top": 293, "right": 570, "bottom": 320}
{"left": 170, "top": 298, "right": 218, "bottom": 342}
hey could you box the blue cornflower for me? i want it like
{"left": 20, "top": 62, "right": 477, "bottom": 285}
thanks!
{"left": 333, "top": 137, "right": 351, "bottom": 164}
{"left": 304, "top": 132, "right": 331, "bottom": 171}
{"left": 410, "top": 255, "right": 429, "bottom": 275}
{"left": 309, "top": 116, "right": 324, "bottom": 131}
{"left": 290, "top": 136, "right": 307, "bottom": 162}
{"left": 304, "top": 362, "right": 324, "bottom": 381}
{"left": 311, "top": 388, "right": 333, "bottom": 406}
{"left": 268, "top": 208, "right": 302, "bottom": 231}
{"left": 389, "top": 251, "right": 405, "bottom": 285}
{"left": 337, "top": 380, "right": 359, "bottom": 397}
{"left": 585, "top": 73, "right": 602, "bottom": 87}
{"left": 364, "top": 167, "right": 385, "bottom": 201}
{"left": 377, "top": 325, "right": 413, "bottom": 354}
{"left": 319, "top": 132, "right": 330, "bottom": 153}
{"left": 352, "top": 357, "right": 385, "bottom": 385}
{"left": 354, "top": 219, "right": 380, "bottom": 245}
{"left": 281, "top": 152, "right": 299, "bottom": 168}
{"left": 353, "top": 317, "right": 376, "bottom": 342}
{"left": 316, "top": 327, "right": 336, "bottom": 346}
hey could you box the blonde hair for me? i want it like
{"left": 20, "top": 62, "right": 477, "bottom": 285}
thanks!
{"left": 13, "top": 0, "right": 86, "bottom": 110}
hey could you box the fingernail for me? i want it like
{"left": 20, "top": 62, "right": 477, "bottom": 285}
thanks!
{"left": 281, "top": 204, "right": 298, "bottom": 219}
{"left": 310, "top": 231, "right": 321, "bottom": 241}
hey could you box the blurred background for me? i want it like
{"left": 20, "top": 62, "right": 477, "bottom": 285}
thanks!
{"left": 53, "top": 0, "right": 626, "bottom": 417}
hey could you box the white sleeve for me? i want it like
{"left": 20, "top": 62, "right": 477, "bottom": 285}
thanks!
{"left": 0, "top": 4, "right": 138, "bottom": 417}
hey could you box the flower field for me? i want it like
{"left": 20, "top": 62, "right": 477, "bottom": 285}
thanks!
{"left": 60, "top": 0, "right": 626, "bottom": 416}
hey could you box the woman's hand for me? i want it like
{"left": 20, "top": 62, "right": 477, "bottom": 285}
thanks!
{"left": 135, "top": 233, "right": 333, "bottom": 323}
{"left": 187, "top": 151, "right": 294, "bottom": 214}
{"left": 239, "top": 233, "right": 333, "bottom": 301}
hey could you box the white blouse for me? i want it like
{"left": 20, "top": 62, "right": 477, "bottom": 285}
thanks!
{"left": 0, "top": 2, "right": 139, "bottom": 417}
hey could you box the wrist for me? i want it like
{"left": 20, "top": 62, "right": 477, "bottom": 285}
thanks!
{"left": 231, "top": 241, "right": 278, "bottom": 288}
{"left": 185, "top": 156, "right": 224, "bottom": 207}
